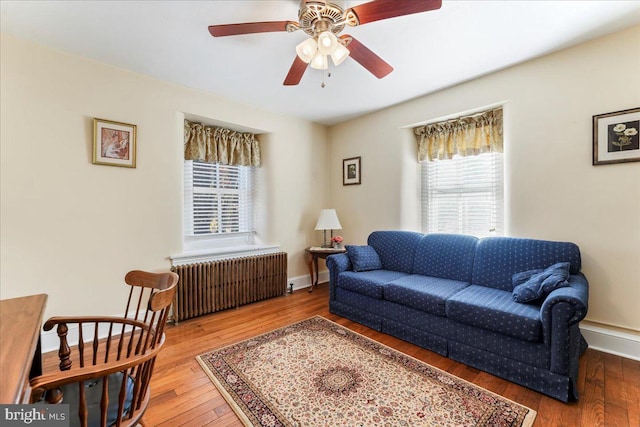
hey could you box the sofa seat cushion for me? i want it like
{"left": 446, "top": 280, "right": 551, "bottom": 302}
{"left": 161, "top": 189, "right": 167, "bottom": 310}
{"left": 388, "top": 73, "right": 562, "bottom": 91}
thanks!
{"left": 384, "top": 275, "right": 469, "bottom": 317}
{"left": 337, "top": 270, "right": 408, "bottom": 299}
{"left": 446, "top": 285, "right": 542, "bottom": 342}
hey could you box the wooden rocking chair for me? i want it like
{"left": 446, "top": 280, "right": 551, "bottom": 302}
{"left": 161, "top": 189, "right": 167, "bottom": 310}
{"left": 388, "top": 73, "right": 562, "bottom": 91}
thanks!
{"left": 30, "top": 270, "right": 178, "bottom": 427}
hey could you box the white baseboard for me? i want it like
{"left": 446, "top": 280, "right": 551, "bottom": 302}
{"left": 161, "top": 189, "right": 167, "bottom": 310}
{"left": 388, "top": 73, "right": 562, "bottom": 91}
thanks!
{"left": 287, "top": 271, "right": 329, "bottom": 292}
{"left": 580, "top": 323, "right": 640, "bottom": 361}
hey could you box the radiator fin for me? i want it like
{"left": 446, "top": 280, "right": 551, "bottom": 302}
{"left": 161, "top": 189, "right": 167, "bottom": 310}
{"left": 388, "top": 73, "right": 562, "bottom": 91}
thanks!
{"left": 171, "top": 252, "right": 287, "bottom": 322}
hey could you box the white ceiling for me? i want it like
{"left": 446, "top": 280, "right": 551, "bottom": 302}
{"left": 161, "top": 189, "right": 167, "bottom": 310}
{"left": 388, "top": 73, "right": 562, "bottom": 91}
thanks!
{"left": 2, "top": 1, "right": 639, "bottom": 126}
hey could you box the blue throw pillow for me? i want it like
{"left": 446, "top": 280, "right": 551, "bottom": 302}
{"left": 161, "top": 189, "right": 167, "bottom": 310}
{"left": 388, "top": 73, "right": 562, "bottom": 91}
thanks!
{"left": 512, "top": 268, "right": 543, "bottom": 287}
{"left": 512, "top": 262, "right": 571, "bottom": 303}
{"left": 346, "top": 245, "right": 382, "bottom": 272}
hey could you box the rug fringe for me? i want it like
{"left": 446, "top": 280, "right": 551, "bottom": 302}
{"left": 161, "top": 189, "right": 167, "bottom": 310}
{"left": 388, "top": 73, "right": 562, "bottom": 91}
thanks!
{"left": 522, "top": 407, "right": 537, "bottom": 427}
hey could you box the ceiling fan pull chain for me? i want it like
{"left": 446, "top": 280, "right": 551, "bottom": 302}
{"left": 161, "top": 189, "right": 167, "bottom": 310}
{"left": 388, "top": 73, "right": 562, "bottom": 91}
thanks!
{"left": 321, "top": 68, "right": 332, "bottom": 88}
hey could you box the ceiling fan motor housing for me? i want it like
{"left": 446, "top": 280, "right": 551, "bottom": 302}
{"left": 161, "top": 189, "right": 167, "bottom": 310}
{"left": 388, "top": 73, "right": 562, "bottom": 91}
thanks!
{"left": 295, "top": 1, "right": 359, "bottom": 37}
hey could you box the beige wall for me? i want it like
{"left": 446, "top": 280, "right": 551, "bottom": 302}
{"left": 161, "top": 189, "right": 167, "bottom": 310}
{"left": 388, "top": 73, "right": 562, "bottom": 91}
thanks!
{"left": 0, "top": 34, "right": 328, "bottom": 319}
{"left": 328, "top": 26, "right": 640, "bottom": 332}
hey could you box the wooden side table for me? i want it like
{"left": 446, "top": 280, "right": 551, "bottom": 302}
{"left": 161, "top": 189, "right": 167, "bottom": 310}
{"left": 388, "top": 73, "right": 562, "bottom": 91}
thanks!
{"left": 305, "top": 247, "right": 347, "bottom": 293}
{"left": 0, "top": 294, "right": 48, "bottom": 403}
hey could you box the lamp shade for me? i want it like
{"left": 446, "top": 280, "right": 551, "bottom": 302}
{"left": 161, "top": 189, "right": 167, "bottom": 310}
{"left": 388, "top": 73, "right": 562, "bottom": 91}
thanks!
{"left": 315, "top": 209, "right": 342, "bottom": 231}
{"left": 310, "top": 51, "right": 328, "bottom": 70}
{"left": 296, "top": 38, "right": 317, "bottom": 63}
{"left": 330, "top": 43, "right": 350, "bottom": 66}
{"left": 317, "top": 31, "right": 338, "bottom": 55}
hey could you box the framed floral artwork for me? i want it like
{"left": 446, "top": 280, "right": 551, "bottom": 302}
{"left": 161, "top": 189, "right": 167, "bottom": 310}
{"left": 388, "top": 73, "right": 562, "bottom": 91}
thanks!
{"left": 593, "top": 107, "right": 640, "bottom": 165}
{"left": 343, "top": 156, "right": 361, "bottom": 185}
{"left": 93, "top": 118, "right": 137, "bottom": 168}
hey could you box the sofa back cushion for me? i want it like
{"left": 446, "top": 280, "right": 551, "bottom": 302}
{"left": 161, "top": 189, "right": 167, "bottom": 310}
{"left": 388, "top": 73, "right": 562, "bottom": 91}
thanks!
{"left": 367, "top": 231, "right": 424, "bottom": 274}
{"left": 413, "top": 234, "right": 478, "bottom": 282}
{"left": 472, "top": 237, "right": 582, "bottom": 291}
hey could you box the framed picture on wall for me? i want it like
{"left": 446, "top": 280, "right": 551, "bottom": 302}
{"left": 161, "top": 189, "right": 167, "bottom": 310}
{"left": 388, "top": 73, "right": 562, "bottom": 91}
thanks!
{"left": 593, "top": 107, "right": 640, "bottom": 165}
{"left": 343, "top": 156, "right": 361, "bottom": 185}
{"left": 93, "top": 118, "right": 137, "bottom": 168}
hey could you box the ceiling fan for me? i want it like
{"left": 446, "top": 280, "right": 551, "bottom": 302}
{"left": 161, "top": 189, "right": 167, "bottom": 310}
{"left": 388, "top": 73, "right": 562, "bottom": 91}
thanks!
{"left": 208, "top": 0, "right": 442, "bottom": 86}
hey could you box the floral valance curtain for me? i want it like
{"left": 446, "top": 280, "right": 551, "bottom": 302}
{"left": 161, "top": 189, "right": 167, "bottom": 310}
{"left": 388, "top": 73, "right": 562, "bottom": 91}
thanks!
{"left": 184, "top": 120, "right": 261, "bottom": 167}
{"left": 413, "top": 108, "right": 503, "bottom": 162}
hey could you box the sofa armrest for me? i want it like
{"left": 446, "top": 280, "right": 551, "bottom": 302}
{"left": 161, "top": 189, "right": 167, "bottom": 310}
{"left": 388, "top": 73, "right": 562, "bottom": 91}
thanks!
{"left": 326, "top": 253, "right": 352, "bottom": 300}
{"left": 540, "top": 273, "right": 589, "bottom": 347}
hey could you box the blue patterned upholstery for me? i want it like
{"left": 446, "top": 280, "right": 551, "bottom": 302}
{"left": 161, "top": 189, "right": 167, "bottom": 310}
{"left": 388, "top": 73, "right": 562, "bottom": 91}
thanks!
{"left": 385, "top": 275, "right": 469, "bottom": 317}
{"left": 472, "top": 237, "right": 581, "bottom": 291}
{"left": 335, "top": 287, "right": 381, "bottom": 313}
{"left": 330, "top": 299, "right": 383, "bottom": 331}
{"left": 327, "top": 231, "right": 589, "bottom": 402}
{"left": 412, "top": 233, "right": 478, "bottom": 282}
{"left": 448, "top": 341, "right": 574, "bottom": 402}
{"left": 326, "top": 253, "right": 351, "bottom": 300}
{"left": 337, "top": 270, "right": 407, "bottom": 299}
{"left": 368, "top": 230, "right": 424, "bottom": 273}
{"left": 345, "top": 245, "right": 382, "bottom": 272}
{"left": 512, "top": 262, "right": 571, "bottom": 303}
{"left": 450, "top": 321, "right": 550, "bottom": 368}
{"left": 540, "top": 273, "right": 588, "bottom": 346}
{"left": 446, "top": 285, "right": 542, "bottom": 342}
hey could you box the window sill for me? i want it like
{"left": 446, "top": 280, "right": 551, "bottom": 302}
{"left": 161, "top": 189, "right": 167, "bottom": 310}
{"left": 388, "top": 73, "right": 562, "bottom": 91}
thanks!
{"left": 170, "top": 245, "right": 281, "bottom": 266}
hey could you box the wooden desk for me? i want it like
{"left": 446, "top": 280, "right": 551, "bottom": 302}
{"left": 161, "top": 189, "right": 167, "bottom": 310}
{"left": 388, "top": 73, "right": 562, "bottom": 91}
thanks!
{"left": 0, "top": 294, "right": 47, "bottom": 404}
{"left": 305, "top": 247, "right": 346, "bottom": 293}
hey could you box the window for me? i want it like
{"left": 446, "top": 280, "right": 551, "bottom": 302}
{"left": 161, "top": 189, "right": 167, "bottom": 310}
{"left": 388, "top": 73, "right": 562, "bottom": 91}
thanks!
{"left": 184, "top": 160, "right": 254, "bottom": 238}
{"left": 421, "top": 152, "right": 503, "bottom": 238}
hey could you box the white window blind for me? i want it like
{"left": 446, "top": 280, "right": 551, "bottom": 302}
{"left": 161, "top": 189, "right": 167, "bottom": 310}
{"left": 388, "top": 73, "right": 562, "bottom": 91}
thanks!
{"left": 421, "top": 152, "right": 503, "bottom": 238}
{"left": 184, "top": 161, "right": 254, "bottom": 236}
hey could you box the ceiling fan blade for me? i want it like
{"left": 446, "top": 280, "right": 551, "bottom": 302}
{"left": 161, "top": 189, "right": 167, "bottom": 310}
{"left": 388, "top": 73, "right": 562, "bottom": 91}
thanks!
{"left": 283, "top": 56, "right": 308, "bottom": 86}
{"left": 208, "top": 21, "right": 293, "bottom": 37}
{"left": 349, "top": 0, "right": 442, "bottom": 25}
{"left": 341, "top": 36, "right": 393, "bottom": 79}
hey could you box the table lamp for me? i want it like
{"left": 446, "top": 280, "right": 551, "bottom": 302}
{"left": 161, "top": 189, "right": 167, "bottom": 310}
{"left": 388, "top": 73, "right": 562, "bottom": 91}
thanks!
{"left": 315, "top": 209, "right": 342, "bottom": 247}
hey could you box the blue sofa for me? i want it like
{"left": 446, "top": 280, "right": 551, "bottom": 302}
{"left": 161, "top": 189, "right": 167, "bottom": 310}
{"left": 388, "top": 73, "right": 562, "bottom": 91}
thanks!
{"left": 327, "top": 231, "right": 589, "bottom": 402}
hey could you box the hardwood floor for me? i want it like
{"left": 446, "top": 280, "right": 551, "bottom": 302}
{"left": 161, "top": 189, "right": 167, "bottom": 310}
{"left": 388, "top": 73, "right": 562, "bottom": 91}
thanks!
{"left": 44, "top": 283, "right": 640, "bottom": 426}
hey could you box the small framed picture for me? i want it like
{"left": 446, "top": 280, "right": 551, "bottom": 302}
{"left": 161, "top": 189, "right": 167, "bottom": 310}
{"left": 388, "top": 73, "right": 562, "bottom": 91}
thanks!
{"left": 593, "top": 107, "right": 640, "bottom": 165}
{"left": 343, "top": 156, "right": 361, "bottom": 185}
{"left": 93, "top": 118, "right": 137, "bottom": 168}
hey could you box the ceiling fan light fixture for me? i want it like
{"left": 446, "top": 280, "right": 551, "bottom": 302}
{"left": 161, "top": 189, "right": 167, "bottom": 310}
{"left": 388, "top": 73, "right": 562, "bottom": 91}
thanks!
{"left": 317, "top": 31, "right": 338, "bottom": 55}
{"left": 208, "top": 0, "right": 444, "bottom": 86}
{"left": 330, "top": 43, "right": 350, "bottom": 66}
{"left": 310, "top": 51, "right": 328, "bottom": 70}
{"left": 295, "top": 38, "right": 318, "bottom": 63}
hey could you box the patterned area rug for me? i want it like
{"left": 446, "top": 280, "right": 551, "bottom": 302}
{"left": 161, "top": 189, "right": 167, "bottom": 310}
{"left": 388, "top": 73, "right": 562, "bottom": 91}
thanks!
{"left": 197, "top": 316, "right": 536, "bottom": 427}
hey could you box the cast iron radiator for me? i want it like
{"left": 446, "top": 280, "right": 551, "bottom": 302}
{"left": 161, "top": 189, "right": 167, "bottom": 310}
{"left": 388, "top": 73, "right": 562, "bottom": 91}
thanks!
{"left": 171, "top": 252, "right": 287, "bottom": 322}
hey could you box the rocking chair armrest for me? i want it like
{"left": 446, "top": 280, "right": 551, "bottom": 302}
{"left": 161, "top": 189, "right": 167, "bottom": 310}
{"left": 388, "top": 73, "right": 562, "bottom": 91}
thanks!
{"left": 29, "top": 339, "right": 164, "bottom": 400}
{"left": 44, "top": 316, "right": 160, "bottom": 373}
{"left": 43, "top": 316, "right": 150, "bottom": 332}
